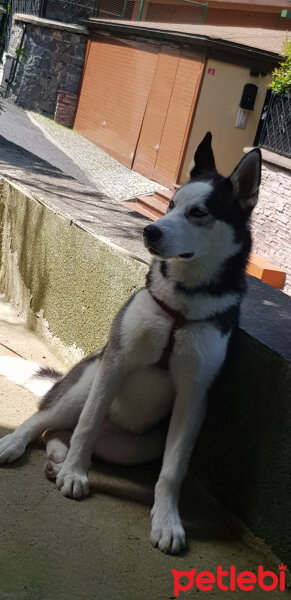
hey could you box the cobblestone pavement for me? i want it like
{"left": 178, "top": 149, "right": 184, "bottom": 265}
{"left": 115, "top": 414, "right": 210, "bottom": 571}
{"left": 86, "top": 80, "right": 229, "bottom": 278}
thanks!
{"left": 28, "top": 111, "right": 167, "bottom": 201}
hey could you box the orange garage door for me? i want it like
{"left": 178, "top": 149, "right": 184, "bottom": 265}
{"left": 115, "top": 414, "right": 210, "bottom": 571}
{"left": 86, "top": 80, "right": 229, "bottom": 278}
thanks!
{"left": 74, "top": 36, "right": 159, "bottom": 169}
{"left": 133, "top": 48, "right": 205, "bottom": 187}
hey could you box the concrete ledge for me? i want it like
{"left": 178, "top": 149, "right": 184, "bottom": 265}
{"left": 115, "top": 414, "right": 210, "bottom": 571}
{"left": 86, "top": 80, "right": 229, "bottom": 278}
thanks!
{"left": 195, "top": 276, "right": 291, "bottom": 567}
{"left": 0, "top": 177, "right": 147, "bottom": 364}
{"left": 13, "top": 13, "right": 88, "bottom": 35}
{"left": 246, "top": 252, "right": 286, "bottom": 290}
{"left": 0, "top": 134, "right": 149, "bottom": 264}
{"left": 195, "top": 330, "right": 291, "bottom": 568}
{"left": 244, "top": 146, "right": 291, "bottom": 171}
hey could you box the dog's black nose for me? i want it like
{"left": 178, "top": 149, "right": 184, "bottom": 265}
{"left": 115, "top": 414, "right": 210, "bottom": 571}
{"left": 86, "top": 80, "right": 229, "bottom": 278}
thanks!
{"left": 143, "top": 224, "right": 162, "bottom": 243}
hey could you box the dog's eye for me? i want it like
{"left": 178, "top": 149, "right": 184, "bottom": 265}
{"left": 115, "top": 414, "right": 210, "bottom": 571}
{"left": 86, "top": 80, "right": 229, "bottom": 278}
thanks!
{"left": 189, "top": 207, "right": 207, "bottom": 218}
{"left": 168, "top": 199, "right": 175, "bottom": 210}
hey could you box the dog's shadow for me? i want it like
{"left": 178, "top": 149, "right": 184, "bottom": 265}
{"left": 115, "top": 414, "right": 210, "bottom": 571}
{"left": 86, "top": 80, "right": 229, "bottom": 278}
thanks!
{"left": 0, "top": 426, "right": 236, "bottom": 547}
{"left": 89, "top": 459, "right": 237, "bottom": 545}
{"left": 90, "top": 458, "right": 160, "bottom": 506}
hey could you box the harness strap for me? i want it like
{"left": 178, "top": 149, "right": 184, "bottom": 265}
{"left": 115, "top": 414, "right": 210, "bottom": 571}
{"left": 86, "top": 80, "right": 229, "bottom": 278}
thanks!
{"left": 151, "top": 295, "right": 188, "bottom": 327}
{"left": 150, "top": 292, "right": 237, "bottom": 370}
{"left": 151, "top": 294, "right": 201, "bottom": 370}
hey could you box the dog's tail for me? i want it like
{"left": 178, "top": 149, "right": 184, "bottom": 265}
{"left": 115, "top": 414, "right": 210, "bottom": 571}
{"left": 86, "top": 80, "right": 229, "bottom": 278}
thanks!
{"left": 0, "top": 356, "right": 63, "bottom": 398}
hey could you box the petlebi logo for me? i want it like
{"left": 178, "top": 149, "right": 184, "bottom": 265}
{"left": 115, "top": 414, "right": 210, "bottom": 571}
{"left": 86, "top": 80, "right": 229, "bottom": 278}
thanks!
{"left": 172, "top": 564, "right": 287, "bottom": 596}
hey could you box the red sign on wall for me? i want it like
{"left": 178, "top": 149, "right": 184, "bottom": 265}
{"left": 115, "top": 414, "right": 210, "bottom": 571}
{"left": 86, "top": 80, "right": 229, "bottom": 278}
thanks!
{"left": 208, "top": 68, "right": 215, "bottom": 75}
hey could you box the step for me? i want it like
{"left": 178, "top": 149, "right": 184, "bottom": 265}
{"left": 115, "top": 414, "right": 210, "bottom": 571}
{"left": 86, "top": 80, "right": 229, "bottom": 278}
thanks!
{"left": 137, "top": 194, "right": 167, "bottom": 216}
{"left": 153, "top": 189, "right": 174, "bottom": 205}
{"left": 247, "top": 252, "right": 286, "bottom": 289}
{"left": 122, "top": 188, "right": 175, "bottom": 223}
{"left": 122, "top": 199, "right": 160, "bottom": 221}
{"left": 122, "top": 195, "right": 167, "bottom": 221}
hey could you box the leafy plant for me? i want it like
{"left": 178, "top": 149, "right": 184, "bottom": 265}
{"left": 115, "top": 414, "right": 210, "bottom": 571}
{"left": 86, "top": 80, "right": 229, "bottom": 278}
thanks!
{"left": 15, "top": 46, "right": 27, "bottom": 60}
{"left": 268, "top": 40, "right": 291, "bottom": 95}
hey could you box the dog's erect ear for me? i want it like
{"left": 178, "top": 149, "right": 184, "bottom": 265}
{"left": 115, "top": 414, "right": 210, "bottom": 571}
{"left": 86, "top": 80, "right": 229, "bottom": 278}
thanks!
{"left": 190, "top": 132, "right": 216, "bottom": 179}
{"left": 228, "top": 148, "right": 261, "bottom": 213}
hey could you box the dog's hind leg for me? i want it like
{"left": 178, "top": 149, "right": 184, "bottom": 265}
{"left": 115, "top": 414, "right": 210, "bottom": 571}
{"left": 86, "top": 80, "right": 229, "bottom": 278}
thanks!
{"left": 0, "top": 355, "right": 99, "bottom": 465}
{"left": 0, "top": 395, "right": 83, "bottom": 464}
{"left": 43, "top": 420, "right": 166, "bottom": 481}
{"left": 43, "top": 430, "right": 71, "bottom": 480}
{"left": 93, "top": 420, "right": 167, "bottom": 466}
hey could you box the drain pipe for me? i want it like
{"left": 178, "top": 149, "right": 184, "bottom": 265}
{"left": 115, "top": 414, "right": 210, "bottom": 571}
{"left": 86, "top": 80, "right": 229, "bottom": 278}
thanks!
{"left": 137, "top": 0, "right": 145, "bottom": 21}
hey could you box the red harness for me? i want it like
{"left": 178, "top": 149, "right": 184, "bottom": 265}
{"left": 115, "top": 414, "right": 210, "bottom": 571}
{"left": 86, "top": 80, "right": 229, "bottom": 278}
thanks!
{"left": 151, "top": 291, "right": 236, "bottom": 369}
{"left": 151, "top": 295, "right": 194, "bottom": 370}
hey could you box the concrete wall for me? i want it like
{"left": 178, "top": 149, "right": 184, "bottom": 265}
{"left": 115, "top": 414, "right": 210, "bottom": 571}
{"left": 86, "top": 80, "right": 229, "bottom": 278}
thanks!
{"left": 4, "top": 15, "right": 88, "bottom": 119}
{"left": 0, "top": 179, "right": 147, "bottom": 365}
{"left": 181, "top": 58, "right": 271, "bottom": 180}
{"left": 252, "top": 156, "right": 291, "bottom": 296}
{"left": 195, "top": 324, "right": 291, "bottom": 568}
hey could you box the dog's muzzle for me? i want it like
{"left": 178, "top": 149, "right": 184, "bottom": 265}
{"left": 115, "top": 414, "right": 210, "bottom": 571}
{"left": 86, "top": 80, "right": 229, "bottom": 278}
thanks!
{"left": 143, "top": 224, "right": 162, "bottom": 249}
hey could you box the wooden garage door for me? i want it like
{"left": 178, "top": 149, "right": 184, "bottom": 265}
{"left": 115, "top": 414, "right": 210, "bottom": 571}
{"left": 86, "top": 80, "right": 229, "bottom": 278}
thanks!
{"left": 133, "top": 45, "right": 180, "bottom": 179}
{"left": 74, "top": 37, "right": 159, "bottom": 168}
{"left": 153, "top": 49, "right": 204, "bottom": 187}
{"left": 133, "top": 48, "right": 205, "bottom": 187}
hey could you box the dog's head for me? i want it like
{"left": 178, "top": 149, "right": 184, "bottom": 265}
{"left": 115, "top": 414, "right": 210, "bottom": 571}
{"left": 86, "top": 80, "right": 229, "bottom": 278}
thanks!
{"left": 143, "top": 133, "right": 261, "bottom": 263}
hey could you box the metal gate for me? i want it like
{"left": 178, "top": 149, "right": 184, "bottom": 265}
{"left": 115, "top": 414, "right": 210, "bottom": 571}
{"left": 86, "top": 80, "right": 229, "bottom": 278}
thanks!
{"left": 258, "top": 92, "right": 291, "bottom": 159}
{"left": 41, "top": 0, "right": 97, "bottom": 23}
{"left": 7, "top": 0, "right": 208, "bottom": 27}
{"left": 94, "top": 0, "right": 208, "bottom": 22}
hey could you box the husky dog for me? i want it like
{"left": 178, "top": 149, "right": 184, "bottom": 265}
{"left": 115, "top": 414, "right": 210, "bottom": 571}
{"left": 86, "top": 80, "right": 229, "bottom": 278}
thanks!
{"left": 0, "top": 133, "right": 261, "bottom": 554}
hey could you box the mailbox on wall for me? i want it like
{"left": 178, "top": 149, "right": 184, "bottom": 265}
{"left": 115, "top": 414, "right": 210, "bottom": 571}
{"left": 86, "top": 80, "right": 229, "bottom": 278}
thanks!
{"left": 240, "top": 84, "right": 258, "bottom": 111}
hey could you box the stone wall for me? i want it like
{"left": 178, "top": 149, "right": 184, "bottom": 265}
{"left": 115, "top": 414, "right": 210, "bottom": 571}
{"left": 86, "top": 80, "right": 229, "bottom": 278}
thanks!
{"left": 251, "top": 153, "right": 291, "bottom": 296}
{"left": 4, "top": 14, "right": 88, "bottom": 119}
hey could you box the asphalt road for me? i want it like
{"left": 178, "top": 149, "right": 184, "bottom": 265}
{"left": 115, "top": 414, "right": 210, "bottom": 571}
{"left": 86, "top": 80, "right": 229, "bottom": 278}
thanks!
{"left": 0, "top": 100, "right": 95, "bottom": 188}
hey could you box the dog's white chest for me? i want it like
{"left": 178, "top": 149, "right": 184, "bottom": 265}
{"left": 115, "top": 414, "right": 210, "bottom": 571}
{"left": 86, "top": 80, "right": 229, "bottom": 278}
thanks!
{"left": 109, "top": 365, "right": 174, "bottom": 433}
{"left": 121, "top": 290, "right": 172, "bottom": 367}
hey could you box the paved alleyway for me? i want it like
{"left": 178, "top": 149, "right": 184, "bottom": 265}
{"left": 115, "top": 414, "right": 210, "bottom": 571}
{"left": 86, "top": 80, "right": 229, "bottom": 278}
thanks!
{"left": 0, "top": 100, "right": 164, "bottom": 201}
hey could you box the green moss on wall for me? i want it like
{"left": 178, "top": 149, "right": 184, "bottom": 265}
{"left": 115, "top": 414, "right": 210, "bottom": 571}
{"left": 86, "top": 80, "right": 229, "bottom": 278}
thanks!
{"left": 0, "top": 182, "right": 147, "bottom": 354}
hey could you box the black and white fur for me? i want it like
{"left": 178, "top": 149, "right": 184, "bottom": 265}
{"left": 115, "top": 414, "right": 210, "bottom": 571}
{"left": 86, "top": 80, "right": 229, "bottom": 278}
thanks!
{"left": 0, "top": 134, "right": 261, "bottom": 554}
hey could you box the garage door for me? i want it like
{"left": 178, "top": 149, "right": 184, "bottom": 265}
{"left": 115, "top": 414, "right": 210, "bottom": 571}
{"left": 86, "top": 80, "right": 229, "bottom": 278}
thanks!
{"left": 74, "top": 36, "right": 159, "bottom": 168}
{"left": 133, "top": 48, "right": 205, "bottom": 187}
{"left": 132, "top": 45, "right": 180, "bottom": 180}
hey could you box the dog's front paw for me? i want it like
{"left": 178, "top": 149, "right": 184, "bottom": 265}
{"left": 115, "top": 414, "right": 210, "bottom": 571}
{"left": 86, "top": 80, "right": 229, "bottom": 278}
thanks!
{"left": 0, "top": 434, "right": 26, "bottom": 464}
{"left": 56, "top": 466, "right": 89, "bottom": 499}
{"left": 151, "top": 505, "right": 186, "bottom": 554}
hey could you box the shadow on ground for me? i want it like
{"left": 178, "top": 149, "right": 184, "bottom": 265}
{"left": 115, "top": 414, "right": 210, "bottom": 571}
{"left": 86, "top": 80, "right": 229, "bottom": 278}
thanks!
{"left": 0, "top": 135, "right": 148, "bottom": 249}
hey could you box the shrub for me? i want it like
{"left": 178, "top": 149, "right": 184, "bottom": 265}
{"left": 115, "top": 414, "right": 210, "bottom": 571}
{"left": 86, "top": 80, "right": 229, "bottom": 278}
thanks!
{"left": 268, "top": 40, "right": 291, "bottom": 95}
